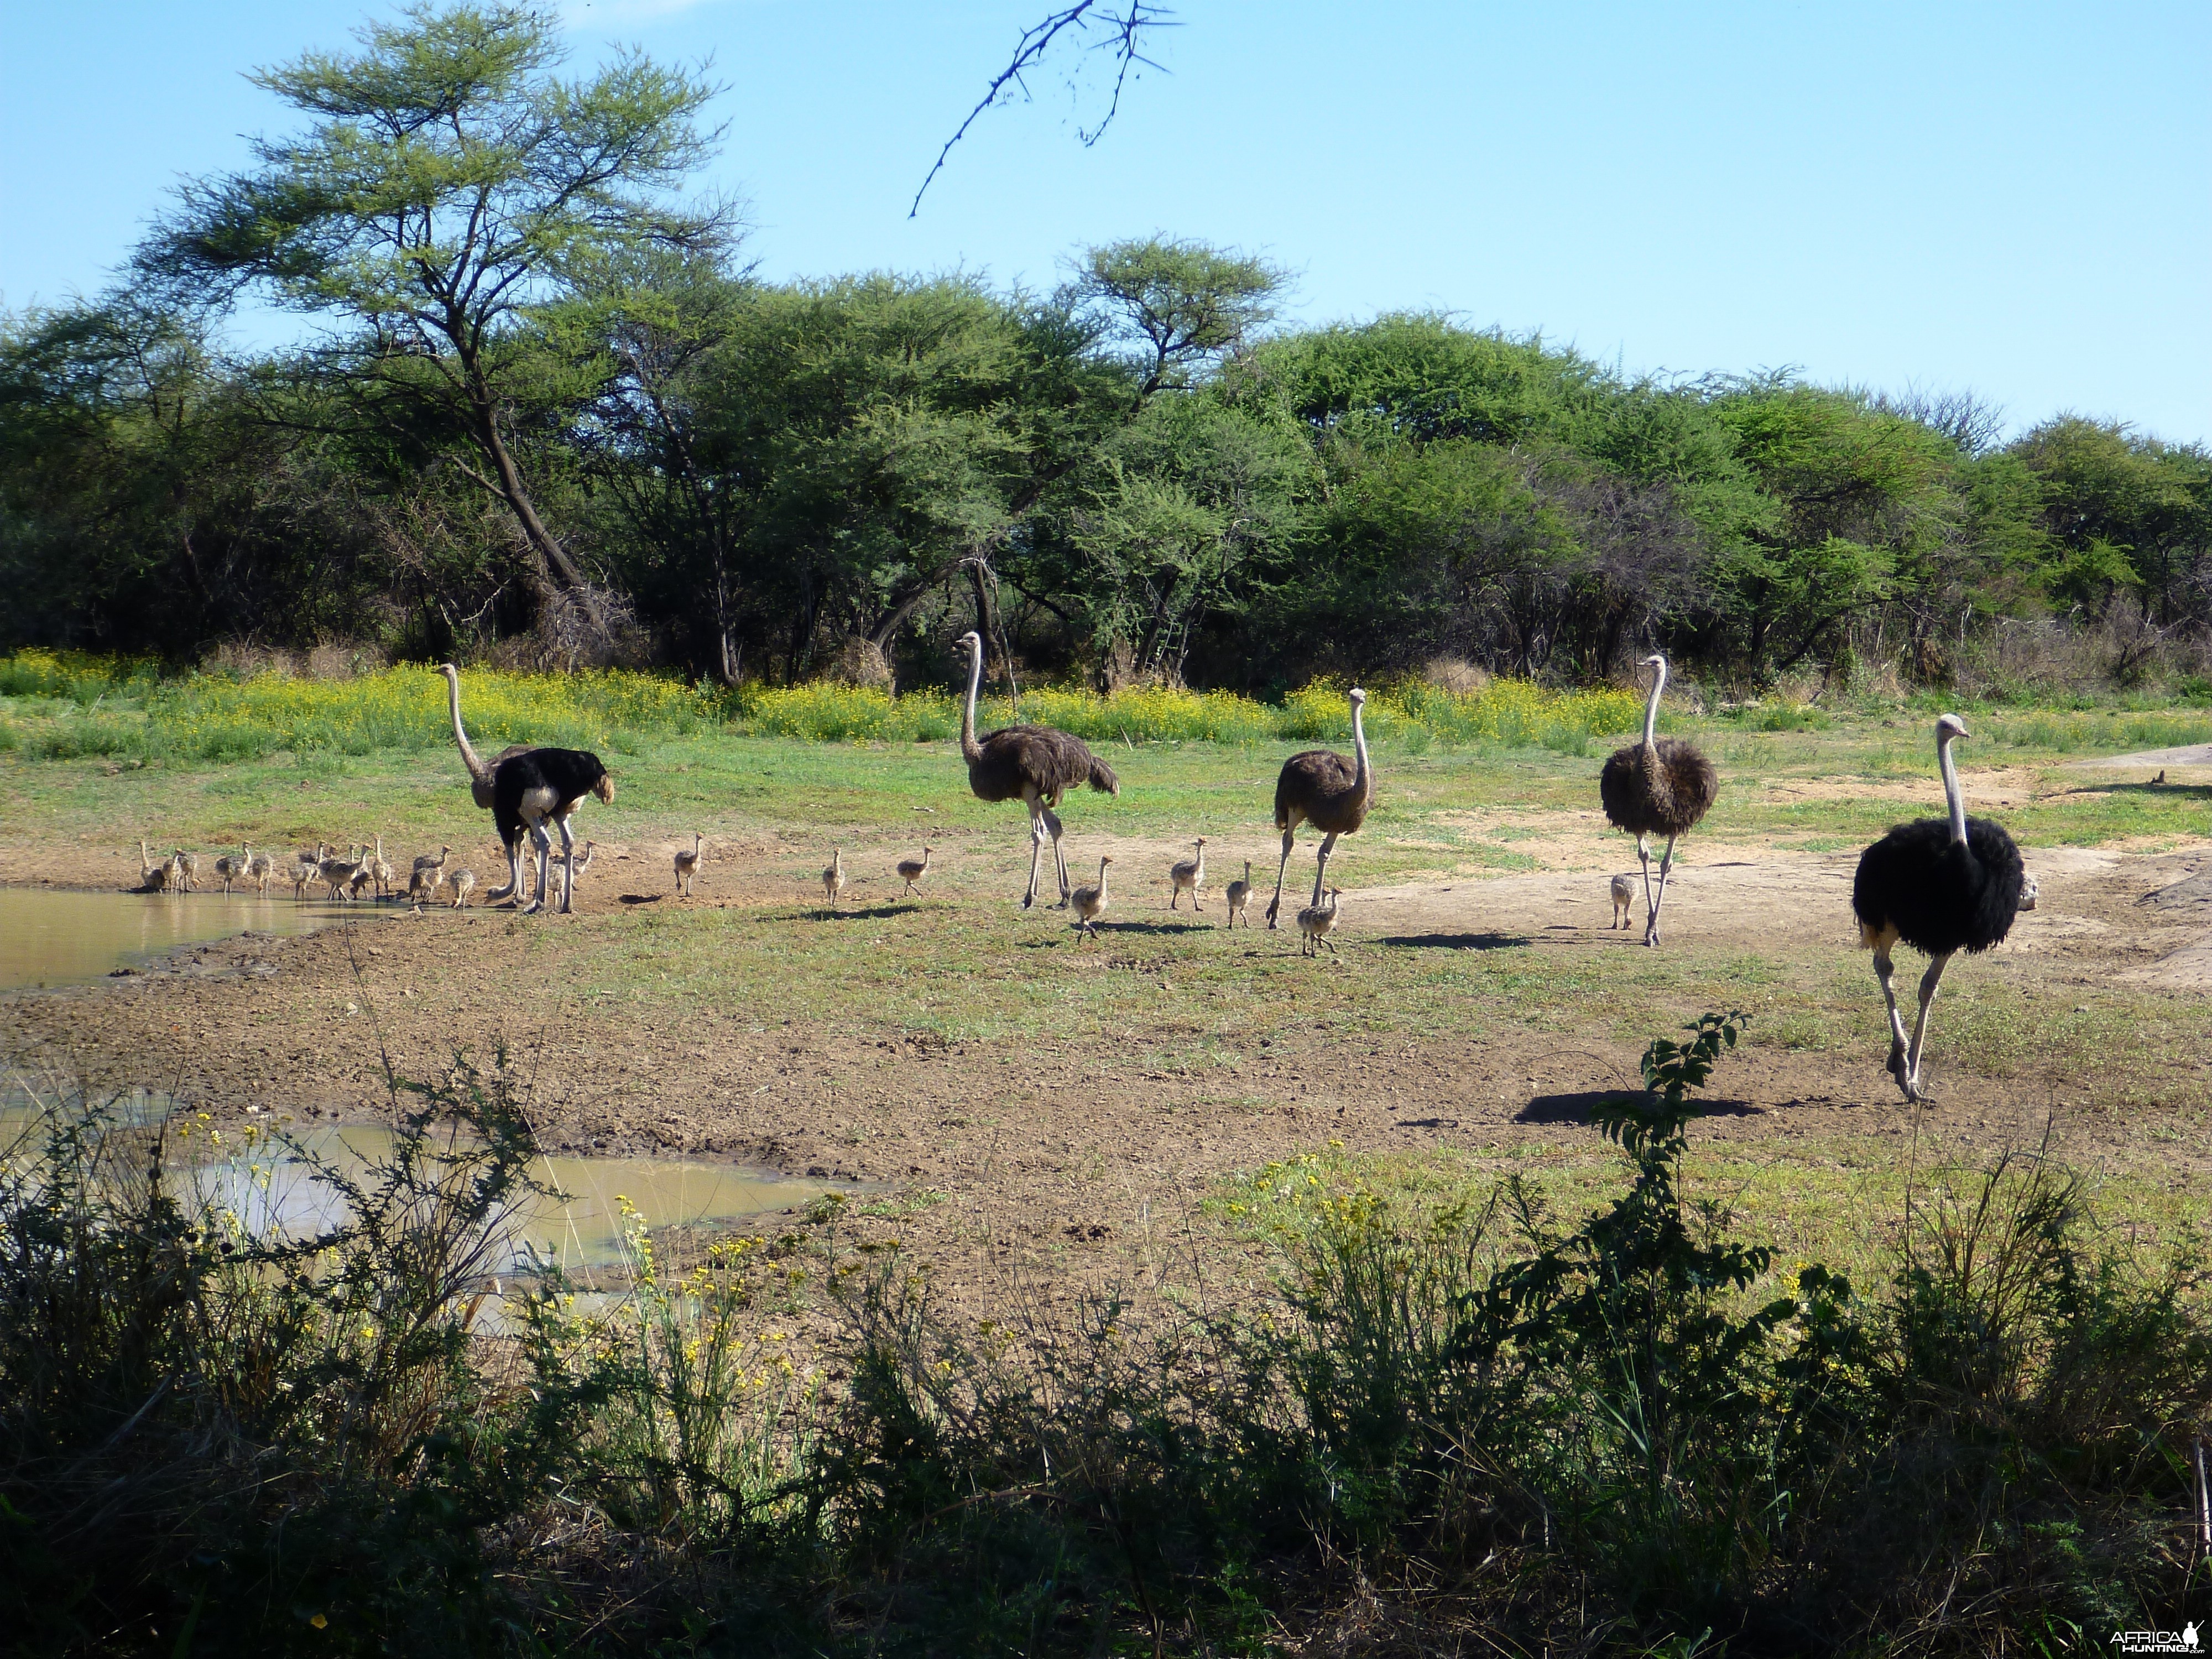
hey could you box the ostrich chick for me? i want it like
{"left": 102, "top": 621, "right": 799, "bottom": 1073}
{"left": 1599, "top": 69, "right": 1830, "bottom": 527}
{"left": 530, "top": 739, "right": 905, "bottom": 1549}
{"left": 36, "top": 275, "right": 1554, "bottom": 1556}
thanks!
{"left": 674, "top": 833, "right": 703, "bottom": 898}
{"left": 214, "top": 844, "right": 252, "bottom": 895}
{"left": 545, "top": 841, "right": 596, "bottom": 907}
{"left": 1609, "top": 874, "right": 1635, "bottom": 930}
{"left": 822, "top": 848, "right": 847, "bottom": 912}
{"left": 1296, "top": 888, "right": 1344, "bottom": 957}
{"left": 411, "top": 843, "right": 452, "bottom": 894}
{"left": 1070, "top": 854, "right": 1113, "bottom": 944}
{"left": 450, "top": 869, "right": 477, "bottom": 910}
{"left": 1168, "top": 837, "right": 1207, "bottom": 911}
{"left": 173, "top": 848, "right": 202, "bottom": 893}
{"left": 322, "top": 848, "right": 367, "bottom": 902}
{"left": 138, "top": 839, "right": 175, "bottom": 893}
{"left": 1224, "top": 860, "right": 1253, "bottom": 928}
{"left": 368, "top": 836, "right": 396, "bottom": 899}
{"left": 896, "top": 846, "right": 933, "bottom": 899}
{"left": 291, "top": 846, "right": 327, "bottom": 901}
{"left": 247, "top": 847, "right": 275, "bottom": 895}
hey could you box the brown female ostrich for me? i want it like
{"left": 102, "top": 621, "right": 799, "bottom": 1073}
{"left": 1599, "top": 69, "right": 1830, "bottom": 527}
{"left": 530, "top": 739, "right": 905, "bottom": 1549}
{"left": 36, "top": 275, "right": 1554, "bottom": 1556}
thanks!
{"left": 1599, "top": 654, "right": 1717, "bottom": 947}
{"left": 955, "top": 630, "right": 1119, "bottom": 907}
{"left": 1265, "top": 686, "right": 1373, "bottom": 929}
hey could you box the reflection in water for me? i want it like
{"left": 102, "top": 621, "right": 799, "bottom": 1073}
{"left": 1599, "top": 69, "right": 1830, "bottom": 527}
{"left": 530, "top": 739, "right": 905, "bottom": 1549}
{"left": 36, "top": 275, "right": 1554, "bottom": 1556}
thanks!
{"left": 203, "top": 1124, "right": 822, "bottom": 1270}
{"left": 0, "top": 888, "right": 376, "bottom": 990}
{"left": 0, "top": 1099, "right": 823, "bottom": 1275}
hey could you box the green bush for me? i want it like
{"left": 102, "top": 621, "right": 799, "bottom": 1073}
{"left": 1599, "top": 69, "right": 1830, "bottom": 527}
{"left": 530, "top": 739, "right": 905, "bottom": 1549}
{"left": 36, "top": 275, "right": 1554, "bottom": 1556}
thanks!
{"left": 4, "top": 1026, "right": 2204, "bottom": 1655}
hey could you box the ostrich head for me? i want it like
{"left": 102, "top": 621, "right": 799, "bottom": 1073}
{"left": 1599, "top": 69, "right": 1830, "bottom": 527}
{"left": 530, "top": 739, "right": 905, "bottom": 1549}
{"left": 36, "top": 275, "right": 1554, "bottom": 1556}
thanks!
{"left": 593, "top": 774, "right": 615, "bottom": 804}
{"left": 957, "top": 630, "right": 983, "bottom": 653}
{"left": 1936, "top": 713, "right": 1970, "bottom": 743}
{"left": 1194, "top": 837, "right": 1207, "bottom": 848}
{"left": 1347, "top": 686, "right": 1366, "bottom": 709}
{"left": 438, "top": 662, "right": 459, "bottom": 680}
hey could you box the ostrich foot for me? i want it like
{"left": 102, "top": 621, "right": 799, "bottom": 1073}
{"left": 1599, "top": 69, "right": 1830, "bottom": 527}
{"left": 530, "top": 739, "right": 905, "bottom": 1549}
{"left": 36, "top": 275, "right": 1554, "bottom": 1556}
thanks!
{"left": 1884, "top": 1046, "right": 1922, "bottom": 1101}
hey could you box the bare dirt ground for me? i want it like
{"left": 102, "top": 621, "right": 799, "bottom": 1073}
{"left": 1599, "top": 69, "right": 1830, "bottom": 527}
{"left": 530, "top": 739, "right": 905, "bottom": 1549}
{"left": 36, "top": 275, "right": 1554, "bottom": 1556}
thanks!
{"left": 7, "top": 820, "right": 2211, "bottom": 1322}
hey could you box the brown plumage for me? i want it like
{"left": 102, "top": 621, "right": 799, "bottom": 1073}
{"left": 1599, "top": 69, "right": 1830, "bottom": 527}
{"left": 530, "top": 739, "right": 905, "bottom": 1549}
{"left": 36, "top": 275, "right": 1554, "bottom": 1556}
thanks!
{"left": 1599, "top": 654, "right": 1717, "bottom": 946}
{"left": 1224, "top": 860, "right": 1253, "bottom": 928}
{"left": 1266, "top": 686, "right": 1374, "bottom": 928}
{"left": 956, "top": 630, "right": 1118, "bottom": 907}
{"left": 896, "top": 846, "right": 933, "bottom": 897}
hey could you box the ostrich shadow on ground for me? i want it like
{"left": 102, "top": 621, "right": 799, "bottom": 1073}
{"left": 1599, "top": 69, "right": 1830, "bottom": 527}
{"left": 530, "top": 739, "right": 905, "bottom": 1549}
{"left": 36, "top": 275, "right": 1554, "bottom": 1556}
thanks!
{"left": 1376, "top": 931, "right": 1533, "bottom": 952}
{"left": 1515, "top": 1090, "right": 1765, "bottom": 1126}
{"left": 817, "top": 904, "right": 928, "bottom": 921}
{"left": 617, "top": 893, "right": 666, "bottom": 905}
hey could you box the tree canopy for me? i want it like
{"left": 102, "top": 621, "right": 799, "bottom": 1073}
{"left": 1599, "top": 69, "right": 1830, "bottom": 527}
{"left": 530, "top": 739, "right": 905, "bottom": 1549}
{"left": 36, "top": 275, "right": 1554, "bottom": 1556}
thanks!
{"left": 4, "top": 6, "right": 2208, "bottom": 695}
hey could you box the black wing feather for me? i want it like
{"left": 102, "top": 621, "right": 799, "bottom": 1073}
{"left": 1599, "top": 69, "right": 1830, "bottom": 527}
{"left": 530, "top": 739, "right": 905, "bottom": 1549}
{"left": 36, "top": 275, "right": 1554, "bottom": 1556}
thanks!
{"left": 1853, "top": 816, "right": 2025, "bottom": 956}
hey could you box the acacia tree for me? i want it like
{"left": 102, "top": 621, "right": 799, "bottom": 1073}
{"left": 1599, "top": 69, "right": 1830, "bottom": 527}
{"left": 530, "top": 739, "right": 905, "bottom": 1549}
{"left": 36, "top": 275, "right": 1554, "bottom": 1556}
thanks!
{"left": 140, "top": 2, "right": 728, "bottom": 655}
{"left": 1063, "top": 237, "right": 1285, "bottom": 404}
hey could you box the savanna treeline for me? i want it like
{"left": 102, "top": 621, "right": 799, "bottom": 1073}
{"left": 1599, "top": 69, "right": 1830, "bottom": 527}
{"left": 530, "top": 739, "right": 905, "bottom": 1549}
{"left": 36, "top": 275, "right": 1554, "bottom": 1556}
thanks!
{"left": 3, "top": 4, "right": 2208, "bottom": 698}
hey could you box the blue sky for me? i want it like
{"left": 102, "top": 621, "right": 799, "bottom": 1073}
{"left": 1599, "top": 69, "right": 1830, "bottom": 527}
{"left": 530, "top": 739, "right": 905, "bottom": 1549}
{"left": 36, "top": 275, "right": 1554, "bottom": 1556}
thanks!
{"left": 4, "top": 1, "right": 2206, "bottom": 443}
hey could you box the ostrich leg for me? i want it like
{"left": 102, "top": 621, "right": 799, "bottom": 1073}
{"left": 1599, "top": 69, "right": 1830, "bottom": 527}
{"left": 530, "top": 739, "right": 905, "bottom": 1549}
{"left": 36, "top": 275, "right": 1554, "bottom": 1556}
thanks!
{"left": 1901, "top": 952, "right": 1953, "bottom": 1102}
{"left": 522, "top": 820, "right": 553, "bottom": 915}
{"left": 1644, "top": 835, "right": 1679, "bottom": 947}
{"left": 1871, "top": 943, "right": 1913, "bottom": 1094}
{"left": 1019, "top": 798, "right": 1047, "bottom": 908}
{"left": 1310, "top": 831, "right": 1341, "bottom": 909}
{"left": 1044, "top": 805, "right": 1072, "bottom": 907}
{"left": 557, "top": 816, "right": 578, "bottom": 916}
{"left": 1265, "top": 826, "right": 1297, "bottom": 929}
{"left": 490, "top": 834, "right": 526, "bottom": 902}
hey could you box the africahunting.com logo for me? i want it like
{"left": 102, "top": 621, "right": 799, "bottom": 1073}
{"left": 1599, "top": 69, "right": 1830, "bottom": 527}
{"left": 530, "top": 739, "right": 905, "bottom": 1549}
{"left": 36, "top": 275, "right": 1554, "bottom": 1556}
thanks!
{"left": 2112, "top": 1624, "right": 2200, "bottom": 1655}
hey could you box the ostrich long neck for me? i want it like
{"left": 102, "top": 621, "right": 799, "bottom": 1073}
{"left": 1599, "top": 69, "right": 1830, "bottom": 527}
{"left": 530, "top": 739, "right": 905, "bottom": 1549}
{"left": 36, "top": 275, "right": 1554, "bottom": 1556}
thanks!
{"left": 1938, "top": 731, "right": 1969, "bottom": 846}
{"left": 1350, "top": 699, "right": 1371, "bottom": 801}
{"left": 446, "top": 670, "right": 492, "bottom": 785}
{"left": 1642, "top": 659, "right": 1667, "bottom": 751}
{"left": 959, "top": 637, "right": 985, "bottom": 764}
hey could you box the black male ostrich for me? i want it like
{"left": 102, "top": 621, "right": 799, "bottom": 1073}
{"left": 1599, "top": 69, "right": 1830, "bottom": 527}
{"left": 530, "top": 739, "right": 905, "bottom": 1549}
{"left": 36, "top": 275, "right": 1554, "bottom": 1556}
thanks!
{"left": 492, "top": 748, "right": 615, "bottom": 916}
{"left": 441, "top": 662, "right": 537, "bottom": 897}
{"left": 1599, "top": 653, "right": 1718, "bottom": 946}
{"left": 1265, "top": 686, "right": 1373, "bottom": 928}
{"left": 956, "top": 630, "right": 1118, "bottom": 907}
{"left": 1851, "top": 713, "right": 2030, "bottom": 1103}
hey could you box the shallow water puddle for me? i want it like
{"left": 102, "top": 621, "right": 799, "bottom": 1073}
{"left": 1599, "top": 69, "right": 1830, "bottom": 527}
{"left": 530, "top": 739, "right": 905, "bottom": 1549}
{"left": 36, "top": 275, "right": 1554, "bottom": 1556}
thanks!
{"left": 0, "top": 887, "right": 373, "bottom": 990}
{"left": 0, "top": 1099, "right": 828, "bottom": 1272}
{"left": 217, "top": 1124, "right": 830, "bottom": 1269}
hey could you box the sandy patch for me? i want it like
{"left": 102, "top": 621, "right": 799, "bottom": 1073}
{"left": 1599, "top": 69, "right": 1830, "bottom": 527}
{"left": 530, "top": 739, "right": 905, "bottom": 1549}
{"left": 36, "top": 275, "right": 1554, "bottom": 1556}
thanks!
{"left": 2073, "top": 745, "right": 2212, "bottom": 771}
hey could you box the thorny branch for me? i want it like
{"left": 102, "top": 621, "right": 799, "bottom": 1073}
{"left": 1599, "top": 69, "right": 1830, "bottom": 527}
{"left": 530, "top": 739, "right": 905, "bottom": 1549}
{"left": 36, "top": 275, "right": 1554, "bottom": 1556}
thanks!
{"left": 910, "top": 2, "right": 1175, "bottom": 217}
